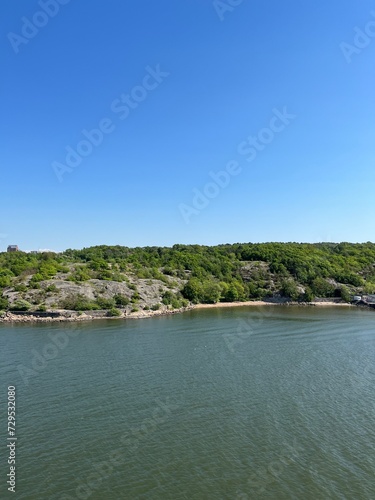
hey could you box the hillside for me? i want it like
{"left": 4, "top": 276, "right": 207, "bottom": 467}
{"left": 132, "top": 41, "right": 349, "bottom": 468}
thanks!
{"left": 1, "top": 242, "right": 375, "bottom": 318}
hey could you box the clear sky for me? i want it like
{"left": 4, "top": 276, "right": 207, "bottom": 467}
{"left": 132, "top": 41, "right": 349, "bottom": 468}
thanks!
{"left": 1, "top": 0, "right": 375, "bottom": 251}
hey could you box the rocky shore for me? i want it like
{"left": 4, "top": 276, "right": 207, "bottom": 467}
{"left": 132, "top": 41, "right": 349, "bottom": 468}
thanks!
{"left": 1, "top": 299, "right": 369, "bottom": 324}
{"left": 0, "top": 305, "right": 195, "bottom": 324}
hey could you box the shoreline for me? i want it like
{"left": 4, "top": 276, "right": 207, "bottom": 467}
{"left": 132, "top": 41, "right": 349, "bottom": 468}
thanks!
{"left": 193, "top": 300, "right": 354, "bottom": 309}
{"left": 0, "top": 300, "right": 363, "bottom": 324}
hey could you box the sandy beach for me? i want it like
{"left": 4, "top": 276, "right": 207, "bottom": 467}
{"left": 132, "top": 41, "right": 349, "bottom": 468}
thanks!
{"left": 0, "top": 300, "right": 358, "bottom": 323}
{"left": 193, "top": 300, "right": 354, "bottom": 309}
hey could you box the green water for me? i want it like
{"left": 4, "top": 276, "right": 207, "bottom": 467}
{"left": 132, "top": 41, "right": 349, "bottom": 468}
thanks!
{"left": 1, "top": 306, "right": 374, "bottom": 499}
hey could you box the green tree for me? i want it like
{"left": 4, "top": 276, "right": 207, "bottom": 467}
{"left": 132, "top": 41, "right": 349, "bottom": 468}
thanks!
{"left": 340, "top": 285, "right": 351, "bottom": 303}
{"left": 302, "top": 286, "right": 314, "bottom": 302}
{"left": 182, "top": 278, "right": 202, "bottom": 303}
{"left": 311, "top": 278, "right": 335, "bottom": 298}
{"left": 200, "top": 280, "right": 222, "bottom": 304}
{"left": 280, "top": 279, "right": 299, "bottom": 301}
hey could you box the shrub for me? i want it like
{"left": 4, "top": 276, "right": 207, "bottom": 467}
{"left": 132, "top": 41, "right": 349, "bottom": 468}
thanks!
{"left": 68, "top": 268, "right": 91, "bottom": 282}
{"left": 302, "top": 287, "right": 314, "bottom": 302}
{"left": 46, "top": 284, "right": 58, "bottom": 293}
{"left": 0, "top": 276, "right": 11, "bottom": 287}
{"left": 151, "top": 303, "right": 160, "bottom": 311}
{"left": 0, "top": 296, "right": 9, "bottom": 310}
{"left": 280, "top": 279, "right": 299, "bottom": 301}
{"left": 311, "top": 278, "right": 335, "bottom": 298}
{"left": 107, "top": 307, "right": 121, "bottom": 317}
{"left": 340, "top": 285, "right": 351, "bottom": 303}
{"left": 96, "top": 297, "right": 115, "bottom": 309}
{"left": 9, "top": 299, "right": 32, "bottom": 311}
{"left": 170, "top": 298, "right": 182, "bottom": 309}
{"left": 162, "top": 291, "right": 174, "bottom": 305}
{"left": 29, "top": 281, "right": 41, "bottom": 289}
{"left": 60, "top": 294, "right": 100, "bottom": 311}
{"left": 131, "top": 307, "right": 139, "bottom": 313}
{"left": 114, "top": 294, "right": 129, "bottom": 306}
{"left": 14, "top": 284, "right": 28, "bottom": 292}
{"left": 30, "top": 273, "right": 44, "bottom": 283}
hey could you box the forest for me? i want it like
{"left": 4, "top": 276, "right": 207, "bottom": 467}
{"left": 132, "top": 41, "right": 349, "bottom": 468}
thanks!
{"left": 0, "top": 242, "right": 375, "bottom": 312}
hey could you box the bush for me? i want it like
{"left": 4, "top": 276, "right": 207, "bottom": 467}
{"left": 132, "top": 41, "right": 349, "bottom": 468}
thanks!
{"left": 162, "top": 291, "right": 174, "bottom": 305}
{"left": 30, "top": 273, "right": 44, "bottom": 283}
{"left": 0, "top": 296, "right": 9, "bottom": 310}
{"left": 302, "top": 287, "right": 314, "bottom": 302}
{"left": 107, "top": 307, "right": 121, "bottom": 317}
{"left": 68, "top": 268, "right": 91, "bottom": 282}
{"left": 14, "top": 284, "right": 28, "bottom": 292}
{"left": 340, "top": 285, "right": 351, "bottom": 303}
{"left": 60, "top": 294, "right": 100, "bottom": 311}
{"left": 280, "top": 279, "right": 299, "bottom": 301}
{"left": 0, "top": 276, "right": 11, "bottom": 287}
{"left": 311, "top": 278, "right": 335, "bottom": 298}
{"left": 170, "top": 298, "right": 182, "bottom": 309}
{"left": 114, "top": 294, "right": 129, "bottom": 306}
{"left": 182, "top": 278, "right": 221, "bottom": 304}
{"left": 29, "top": 281, "right": 41, "bottom": 289}
{"left": 131, "top": 307, "right": 139, "bottom": 313}
{"left": 96, "top": 297, "right": 115, "bottom": 309}
{"left": 151, "top": 303, "right": 161, "bottom": 311}
{"left": 46, "top": 284, "right": 58, "bottom": 293}
{"left": 9, "top": 299, "right": 32, "bottom": 311}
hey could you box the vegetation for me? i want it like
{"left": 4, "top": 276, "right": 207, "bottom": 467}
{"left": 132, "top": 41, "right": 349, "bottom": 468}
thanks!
{"left": 107, "top": 307, "right": 121, "bottom": 317}
{"left": 9, "top": 299, "right": 32, "bottom": 311}
{"left": 0, "top": 242, "right": 374, "bottom": 312}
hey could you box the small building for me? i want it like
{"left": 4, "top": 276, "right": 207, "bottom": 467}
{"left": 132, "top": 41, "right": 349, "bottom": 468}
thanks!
{"left": 7, "top": 245, "right": 19, "bottom": 253}
{"left": 352, "top": 295, "right": 362, "bottom": 302}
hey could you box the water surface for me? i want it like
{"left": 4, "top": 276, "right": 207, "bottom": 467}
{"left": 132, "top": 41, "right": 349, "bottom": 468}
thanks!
{"left": 0, "top": 306, "right": 374, "bottom": 499}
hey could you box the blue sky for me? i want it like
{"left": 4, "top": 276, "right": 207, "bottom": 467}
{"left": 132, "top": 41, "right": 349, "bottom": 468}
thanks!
{"left": 1, "top": 0, "right": 374, "bottom": 251}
